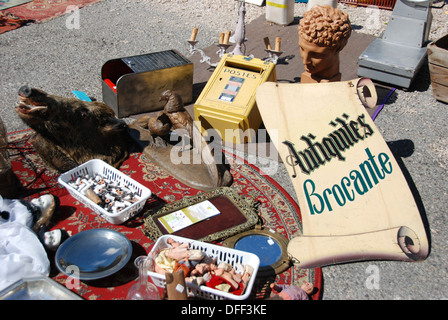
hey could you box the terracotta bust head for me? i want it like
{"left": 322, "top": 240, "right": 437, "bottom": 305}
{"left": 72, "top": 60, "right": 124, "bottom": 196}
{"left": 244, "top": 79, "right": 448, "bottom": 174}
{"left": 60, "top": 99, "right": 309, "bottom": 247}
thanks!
{"left": 298, "top": 5, "right": 352, "bottom": 83}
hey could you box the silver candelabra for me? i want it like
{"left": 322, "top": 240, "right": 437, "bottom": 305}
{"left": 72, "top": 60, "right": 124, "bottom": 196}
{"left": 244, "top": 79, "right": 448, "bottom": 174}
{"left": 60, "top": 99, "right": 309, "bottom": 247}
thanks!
{"left": 187, "top": 40, "right": 231, "bottom": 67}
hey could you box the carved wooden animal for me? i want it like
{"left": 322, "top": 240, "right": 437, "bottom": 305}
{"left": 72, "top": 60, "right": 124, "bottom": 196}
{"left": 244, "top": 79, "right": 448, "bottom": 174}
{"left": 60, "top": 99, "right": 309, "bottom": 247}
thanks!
{"left": 15, "top": 85, "right": 130, "bottom": 172}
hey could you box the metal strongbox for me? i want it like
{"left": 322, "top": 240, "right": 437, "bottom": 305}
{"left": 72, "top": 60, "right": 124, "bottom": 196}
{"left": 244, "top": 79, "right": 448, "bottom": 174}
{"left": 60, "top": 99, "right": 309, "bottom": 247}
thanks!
{"left": 102, "top": 50, "right": 193, "bottom": 117}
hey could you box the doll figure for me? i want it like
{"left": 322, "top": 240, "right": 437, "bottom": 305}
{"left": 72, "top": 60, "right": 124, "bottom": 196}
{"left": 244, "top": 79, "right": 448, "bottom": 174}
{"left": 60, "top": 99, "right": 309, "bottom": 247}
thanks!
{"left": 41, "top": 229, "right": 70, "bottom": 251}
{"left": 298, "top": 5, "right": 351, "bottom": 83}
{"left": 210, "top": 263, "right": 241, "bottom": 289}
{"left": 185, "top": 259, "right": 216, "bottom": 286}
{"left": 154, "top": 249, "right": 177, "bottom": 275}
{"left": 165, "top": 238, "right": 204, "bottom": 262}
{"left": 0, "top": 194, "right": 57, "bottom": 233}
{"left": 190, "top": 261, "right": 213, "bottom": 277}
{"left": 154, "top": 238, "right": 205, "bottom": 275}
{"left": 269, "top": 281, "right": 314, "bottom": 300}
{"left": 207, "top": 263, "right": 253, "bottom": 295}
{"left": 0, "top": 193, "right": 58, "bottom": 291}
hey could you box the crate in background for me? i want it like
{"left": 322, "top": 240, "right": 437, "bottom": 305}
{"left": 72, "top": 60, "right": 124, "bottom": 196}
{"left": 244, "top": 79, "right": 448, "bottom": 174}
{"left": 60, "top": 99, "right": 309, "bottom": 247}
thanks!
{"left": 338, "top": 0, "right": 397, "bottom": 10}
{"left": 428, "top": 33, "right": 448, "bottom": 104}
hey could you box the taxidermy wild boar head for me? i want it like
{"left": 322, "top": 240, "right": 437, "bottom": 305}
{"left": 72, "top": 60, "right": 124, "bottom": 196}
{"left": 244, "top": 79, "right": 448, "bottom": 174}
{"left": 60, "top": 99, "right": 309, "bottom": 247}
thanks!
{"left": 15, "top": 85, "right": 130, "bottom": 172}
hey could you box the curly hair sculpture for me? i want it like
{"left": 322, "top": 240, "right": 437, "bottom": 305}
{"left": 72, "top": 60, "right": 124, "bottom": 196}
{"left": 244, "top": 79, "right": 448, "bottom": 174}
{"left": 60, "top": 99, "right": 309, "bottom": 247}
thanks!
{"left": 298, "top": 5, "right": 352, "bottom": 52}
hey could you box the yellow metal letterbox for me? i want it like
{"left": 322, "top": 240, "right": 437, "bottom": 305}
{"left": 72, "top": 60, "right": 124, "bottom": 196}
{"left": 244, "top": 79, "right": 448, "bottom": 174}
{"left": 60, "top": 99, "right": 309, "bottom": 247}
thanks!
{"left": 194, "top": 54, "right": 276, "bottom": 143}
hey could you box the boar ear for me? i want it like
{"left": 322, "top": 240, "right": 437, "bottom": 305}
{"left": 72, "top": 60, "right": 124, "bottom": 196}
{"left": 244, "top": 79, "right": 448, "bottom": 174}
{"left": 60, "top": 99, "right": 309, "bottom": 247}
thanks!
{"left": 90, "top": 101, "right": 116, "bottom": 117}
{"left": 102, "top": 118, "right": 128, "bottom": 134}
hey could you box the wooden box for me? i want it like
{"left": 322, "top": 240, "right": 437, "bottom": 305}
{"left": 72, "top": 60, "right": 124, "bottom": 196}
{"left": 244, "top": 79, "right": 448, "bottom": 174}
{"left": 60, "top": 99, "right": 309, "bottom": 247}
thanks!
{"left": 428, "top": 34, "right": 448, "bottom": 104}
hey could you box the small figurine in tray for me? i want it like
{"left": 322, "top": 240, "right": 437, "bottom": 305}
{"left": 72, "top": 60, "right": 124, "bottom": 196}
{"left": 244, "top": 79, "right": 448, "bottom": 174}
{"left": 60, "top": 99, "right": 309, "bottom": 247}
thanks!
{"left": 153, "top": 237, "right": 254, "bottom": 296}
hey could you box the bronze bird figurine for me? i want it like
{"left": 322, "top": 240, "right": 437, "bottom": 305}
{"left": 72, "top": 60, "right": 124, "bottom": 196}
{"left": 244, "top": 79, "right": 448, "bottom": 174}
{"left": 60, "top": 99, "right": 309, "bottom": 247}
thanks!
{"left": 159, "top": 90, "right": 193, "bottom": 140}
{"left": 142, "top": 90, "right": 233, "bottom": 189}
{"left": 158, "top": 90, "right": 194, "bottom": 150}
{"left": 147, "top": 111, "right": 172, "bottom": 136}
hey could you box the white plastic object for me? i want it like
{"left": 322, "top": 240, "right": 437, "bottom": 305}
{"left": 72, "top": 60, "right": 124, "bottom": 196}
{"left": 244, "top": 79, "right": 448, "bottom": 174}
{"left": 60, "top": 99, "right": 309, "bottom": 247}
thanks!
{"left": 58, "top": 159, "right": 152, "bottom": 224}
{"left": 266, "top": 0, "right": 295, "bottom": 26}
{"left": 148, "top": 235, "right": 260, "bottom": 300}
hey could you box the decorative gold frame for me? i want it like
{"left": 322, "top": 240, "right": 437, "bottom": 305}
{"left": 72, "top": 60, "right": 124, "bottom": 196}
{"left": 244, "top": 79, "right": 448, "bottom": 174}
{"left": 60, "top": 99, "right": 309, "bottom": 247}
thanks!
{"left": 223, "top": 225, "right": 291, "bottom": 276}
{"left": 142, "top": 187, "right": 260, "bottom": 243}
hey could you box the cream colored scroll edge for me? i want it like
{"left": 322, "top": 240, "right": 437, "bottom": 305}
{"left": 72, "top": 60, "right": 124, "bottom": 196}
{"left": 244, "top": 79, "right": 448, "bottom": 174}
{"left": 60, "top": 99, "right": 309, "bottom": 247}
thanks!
{"left": 255, "top": 78, "right": 428, "bottom": 268}
{"left": 287, "top": 226, "right": 426, "bottom": 269}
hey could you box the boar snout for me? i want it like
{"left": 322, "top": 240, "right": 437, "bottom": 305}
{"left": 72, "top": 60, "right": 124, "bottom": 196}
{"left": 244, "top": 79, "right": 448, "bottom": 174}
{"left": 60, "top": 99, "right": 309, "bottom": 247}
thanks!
{"left": 19, "top": 85, "right": 32, "bottom": 97}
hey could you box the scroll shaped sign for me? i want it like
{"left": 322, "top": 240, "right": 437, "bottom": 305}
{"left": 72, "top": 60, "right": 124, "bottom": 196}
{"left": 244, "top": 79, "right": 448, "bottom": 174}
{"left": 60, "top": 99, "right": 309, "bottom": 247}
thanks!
{"left": 255, "top": 78, "right": 429, "bottom": 268}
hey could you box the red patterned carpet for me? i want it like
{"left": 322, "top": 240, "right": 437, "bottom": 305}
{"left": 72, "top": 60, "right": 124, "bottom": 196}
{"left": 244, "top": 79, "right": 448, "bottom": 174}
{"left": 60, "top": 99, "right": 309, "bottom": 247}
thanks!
{"left": 7, "top": 0, "right": 103, "bottom": 21}
{"left": 0, "top": 11, "right": 31, "bottom": 34}
{"left": 0, "top": 0, "right": 103, "bottom": 34}
{"left": 6, "top": 129, "right": 322, "bottom": 300}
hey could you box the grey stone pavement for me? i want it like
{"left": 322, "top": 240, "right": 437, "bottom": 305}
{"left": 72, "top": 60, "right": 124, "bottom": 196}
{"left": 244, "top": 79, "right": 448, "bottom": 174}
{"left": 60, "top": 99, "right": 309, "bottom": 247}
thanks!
{"left": 0, "top": 0, "right": 447, "bottom": 300}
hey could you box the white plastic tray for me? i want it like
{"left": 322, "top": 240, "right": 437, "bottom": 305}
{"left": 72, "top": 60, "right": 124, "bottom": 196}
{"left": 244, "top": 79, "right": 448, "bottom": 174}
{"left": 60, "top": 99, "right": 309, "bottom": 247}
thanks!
{"left": 58, "top": 159, "right": 151, "bottom": 224}
{"left": 148, "top": 235, "right": 260, "bottom": 300}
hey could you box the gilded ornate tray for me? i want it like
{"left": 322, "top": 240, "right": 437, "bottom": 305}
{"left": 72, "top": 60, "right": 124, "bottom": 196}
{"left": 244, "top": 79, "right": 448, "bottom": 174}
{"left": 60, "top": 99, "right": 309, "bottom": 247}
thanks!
{"left": 142, "top": 187, "right": 260, "bottom": 243}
